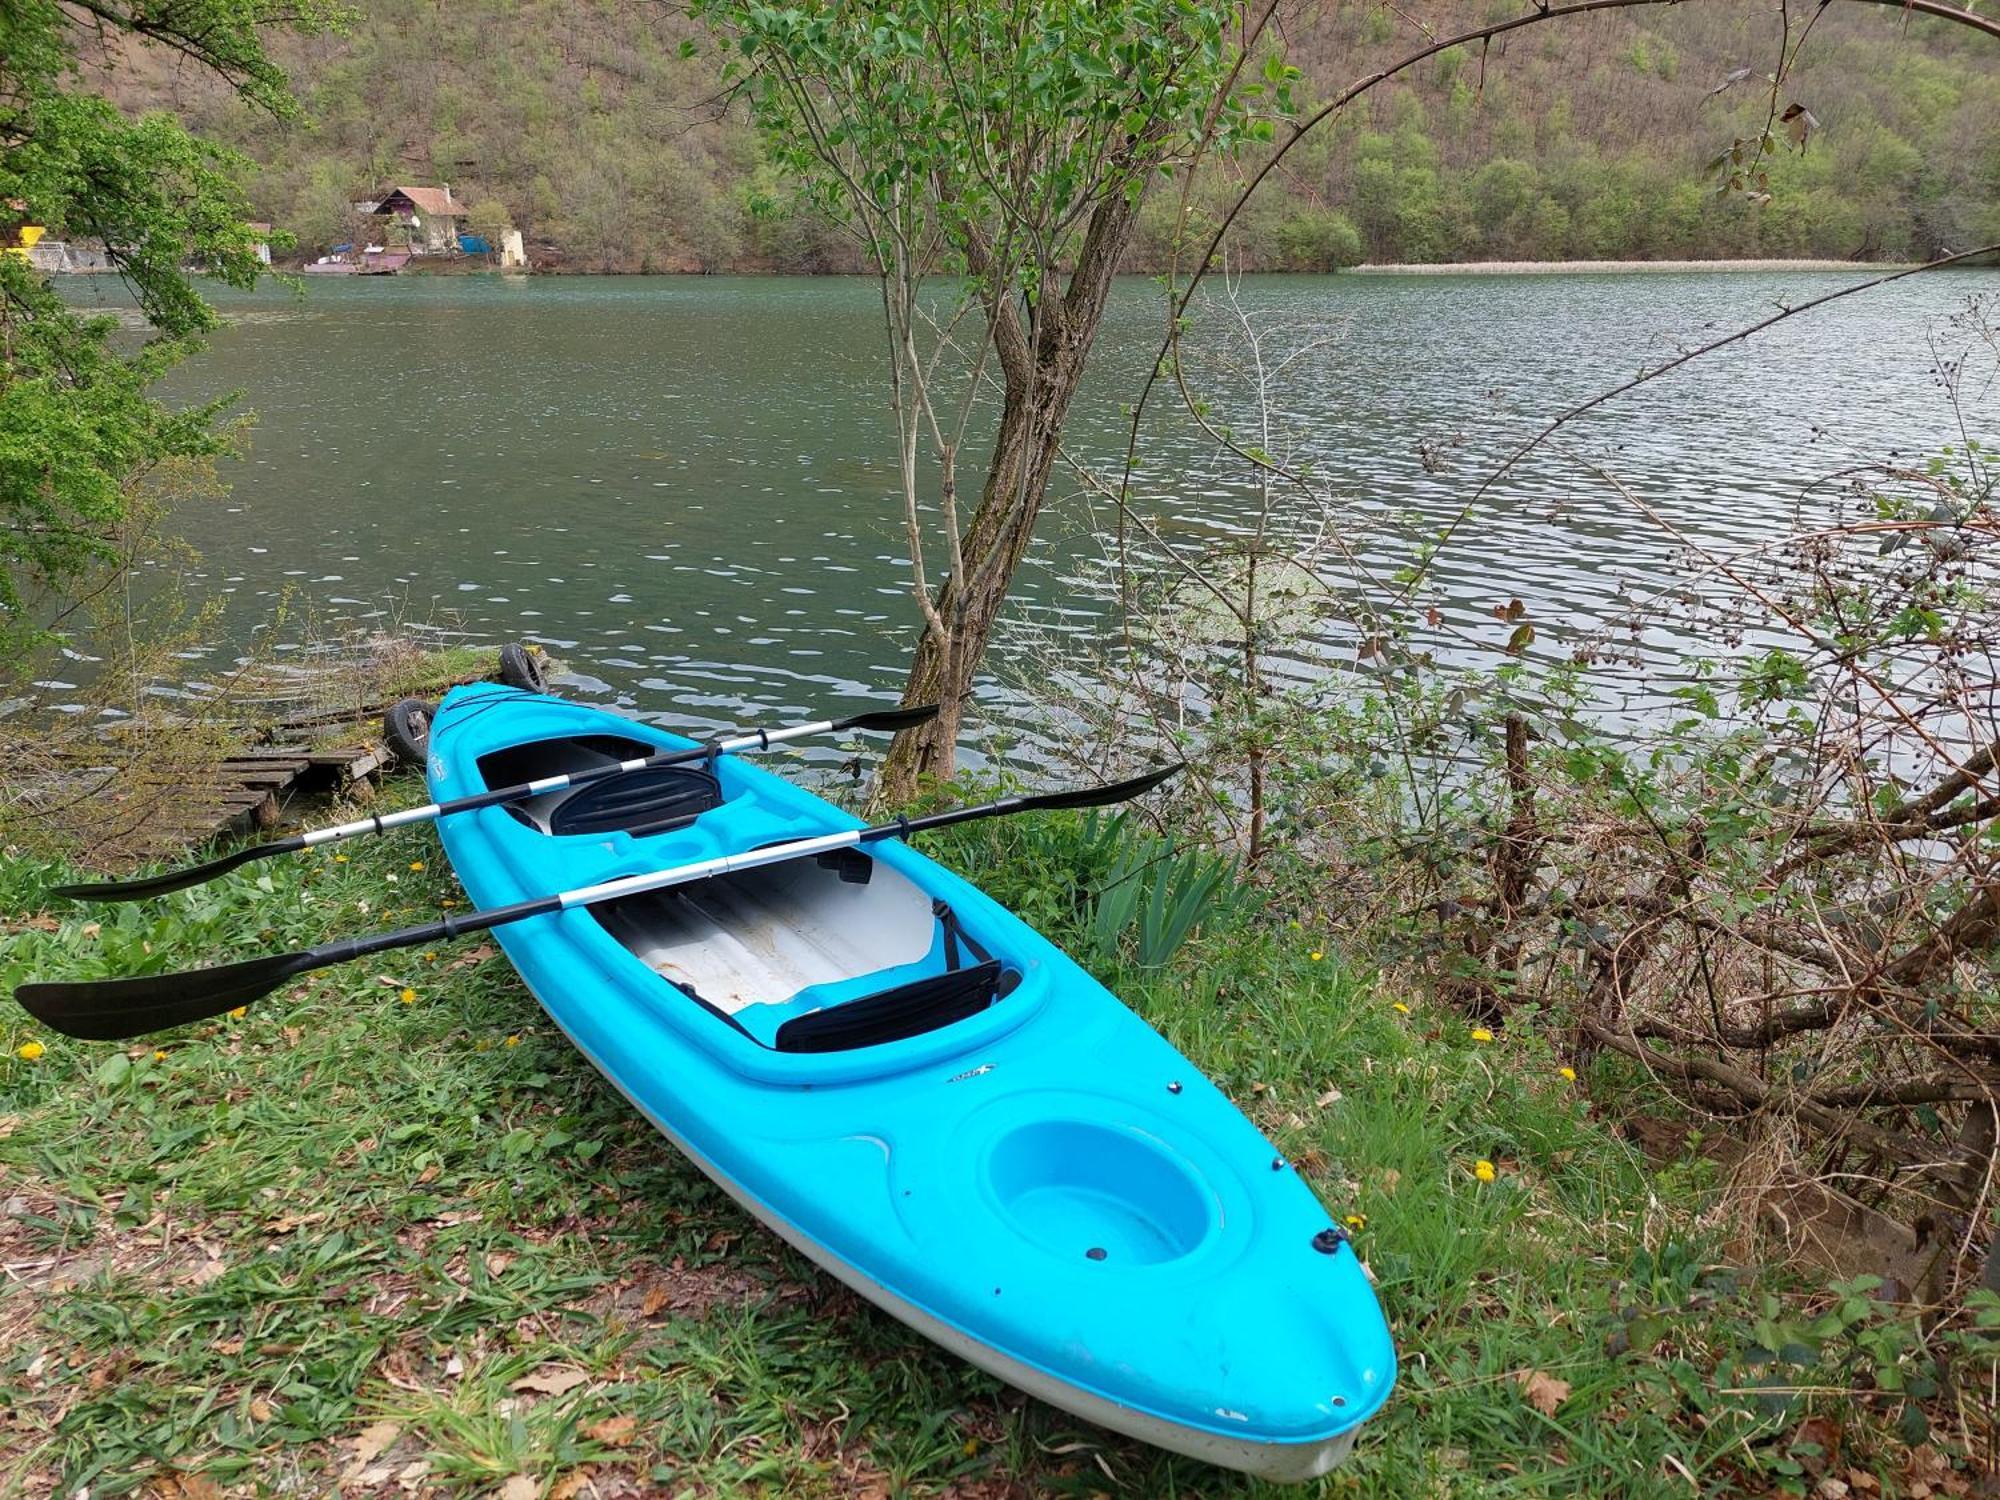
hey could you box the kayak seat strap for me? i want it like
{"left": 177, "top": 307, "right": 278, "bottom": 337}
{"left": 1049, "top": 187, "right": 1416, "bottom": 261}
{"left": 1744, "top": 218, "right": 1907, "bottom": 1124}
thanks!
{"left": 773, "top": 959, "right": 1005, "bottom": 1054}
{"left": 933, "top": 896, "right": 992, "bottom": 972}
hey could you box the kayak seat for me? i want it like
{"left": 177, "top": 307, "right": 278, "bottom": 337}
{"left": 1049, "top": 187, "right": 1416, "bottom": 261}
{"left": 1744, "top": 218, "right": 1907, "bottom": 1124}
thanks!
{"left": 772, "top": 958, "right": 1009, "bottom": 1053}
{"left": 544, "top": 764, "right": 721, "bottom": 839}
{"left": 475, "top": 732, "right": 724, "bottom": 837}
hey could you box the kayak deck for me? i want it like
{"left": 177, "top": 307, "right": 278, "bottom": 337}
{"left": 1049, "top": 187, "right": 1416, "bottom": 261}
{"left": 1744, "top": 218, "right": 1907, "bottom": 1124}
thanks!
{"left": 426, "top": 685, "right": 1396, "bottom": 1480}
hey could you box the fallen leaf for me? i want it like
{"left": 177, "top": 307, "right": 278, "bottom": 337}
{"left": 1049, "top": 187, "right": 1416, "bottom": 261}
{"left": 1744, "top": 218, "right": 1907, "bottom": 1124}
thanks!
{"left": 586, "top": 1414, "right": 636, "bottom": 1445}
{"left": 449, "top": 943, "right": 498, "bottom": 970}
{"left": 485, "top": 1252, "right": 515, "bottom": 1277}
{"left": 551, "top": 1470, "right": 595, "bottom": 1500}
{"left": 346, "top": 1420, "right": 401, "bottom": 1476}
{"left": 396, "top": 1459, "right": 431, "bottom": 1491}
{"left": 249, "top": 1397, "right": 273, "bottom": 1422}
{"left": 511, "top": 1366, "right": 588, "bottom": 1397}
{"left": 640, "top": 1285, "right": 671, "bottom": 1318}
{"left": 1516, "top": 1369, "right": 1570, "bottom": 1416}
{"left": 1315, "top": 1087, "right": 1342, "bottom": 1108}
{"left": 499, "top": 1477, "right": 538, "bottom": 1500}
{"left": 443, "top": 1353, "right": 464, "bottom": 1378}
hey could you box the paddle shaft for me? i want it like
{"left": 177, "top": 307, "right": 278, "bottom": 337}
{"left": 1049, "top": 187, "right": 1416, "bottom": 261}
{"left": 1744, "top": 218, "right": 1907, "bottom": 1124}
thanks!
{"left": 15, "top": 766, "right": 1179, "bottom": 1040}
{"left": 311, "top": 802, "right": 1032, "bottom": 966}
{"left": 47, "top": 702, "right": 938, "bottom": 902}
{"left": 301, "top": 718, "right": 864, "bottom": 852}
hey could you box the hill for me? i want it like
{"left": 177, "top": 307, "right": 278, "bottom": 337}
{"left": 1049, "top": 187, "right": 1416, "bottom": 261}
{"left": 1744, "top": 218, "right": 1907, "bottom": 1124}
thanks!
{"left": 104, "top": 1, "right": 2000, "bottom": 270}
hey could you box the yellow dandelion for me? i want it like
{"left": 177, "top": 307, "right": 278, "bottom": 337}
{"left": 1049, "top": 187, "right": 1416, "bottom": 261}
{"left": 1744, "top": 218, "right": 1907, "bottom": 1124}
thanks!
{"left": 15, "top": 1040, "right": 45, "bottom": 1061}
{"left": 1309, "top": 950, "right": 1324, "bottom": 962}
{"left": 153, "top": 1050, "right": 168, "bottom": 1062}
{"left": 962, "top": 1440, "right": 980, "bottom": 1458}
{"left": 1470, "top": 1027, "right": 1494, "bottom": 1043}
{"left": 503, "top": 1034, "right": 521, "bottom": 1048}
{"left": 399, "top": 988, "right": 418, "bottom": 1006}
{"left": 1344, "top": 1213, "right": 1367, "bottom": 1231}
{"left": 409, "top": 861, "right": 425, "bottom": 872}
{"left": 1473, "top": 1159, "right": 1496, "bottom": 1184}
{"left": 228, "top": 1006, "right": 248, "bottom": 1020}
{"left": 1559, "top": 1066, "right": 1577, "bottom": 1083}
{"left": 1391, "top": 1001, "right": 1410, "bottom": 1014}
{"left": 334, "top": 853, "right": 348, "bottom": 863}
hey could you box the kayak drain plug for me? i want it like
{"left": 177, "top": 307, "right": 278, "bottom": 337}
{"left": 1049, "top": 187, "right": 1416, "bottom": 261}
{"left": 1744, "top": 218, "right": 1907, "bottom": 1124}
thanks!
{"left": 1085, "top": 1246, "right": 1107, "bottom": 1261}
{"left": 1166, "top": 1081, "right": 1182, "bottom": 1094}
{"left": 1312, "top": 1227, "right": 1349, "bottom": 1255}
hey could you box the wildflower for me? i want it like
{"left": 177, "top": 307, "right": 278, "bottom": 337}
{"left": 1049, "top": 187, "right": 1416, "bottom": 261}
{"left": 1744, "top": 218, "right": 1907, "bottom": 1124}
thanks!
{"left": 153, "top": 1050, "right": 168, "bottom": 1062}
{"left": 1391, "top": 1001, "right": 1410, "bottom": 1014}
{"left": 1559, "top": 1066, "right": 1577, "bottom": 1083}
{"left": 1473, "top": 1159, "right": 1496, "bottom": 1184}
{"left": 1309, "top": 950, "right": 1324, "bottom": 963}
{"left": 399, "top": 988, "right": 418, "bottom": 1006}
{"left": 384, "top": 873, "right": 399, "bottom": 884}
{"left": 15, "top": 1040, "right": 45, "bottom": 1061}
{"left": 1470, "top": 1027, "right": 1494, "bottom": 1043}
{"left": 334, "top": 853, "right": 348, "bottom": 863}
{"left": 504, "top": 1034, "right": 521, "bottom": 1048}
{"left": 409, "top": 861, "right": 425, "bottom": 872}
{"left": 1344, "top": 1213, "right": 1367, "bottom": 1231}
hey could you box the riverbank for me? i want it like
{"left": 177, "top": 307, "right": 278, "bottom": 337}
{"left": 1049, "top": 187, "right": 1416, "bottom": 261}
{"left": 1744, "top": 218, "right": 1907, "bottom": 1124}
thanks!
{"left": 1348, "top": 257, "right": 1923, "bottom": 275}
{"left": 2, "top": 773, "right": 1988, "bottom": 1494}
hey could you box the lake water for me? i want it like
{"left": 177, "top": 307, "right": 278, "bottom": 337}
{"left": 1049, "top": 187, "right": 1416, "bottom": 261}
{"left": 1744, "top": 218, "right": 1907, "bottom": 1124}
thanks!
{"left": 66, "top": 270, "right": 1997, "bottom": 754}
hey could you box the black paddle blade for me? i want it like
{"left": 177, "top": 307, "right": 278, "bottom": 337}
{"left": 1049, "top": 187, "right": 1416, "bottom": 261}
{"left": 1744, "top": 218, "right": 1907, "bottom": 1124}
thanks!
{"left": 832, "top": 703, "right": 939, "bottom": 734}
{"left": 1017, "top": 764, "right": 1185, "bottom": 812}
{"left": 45, "top": 841, "right": 277, "bottom": 903}
{"left": 14, "top": 950, "right": 315, "bottom": 1041}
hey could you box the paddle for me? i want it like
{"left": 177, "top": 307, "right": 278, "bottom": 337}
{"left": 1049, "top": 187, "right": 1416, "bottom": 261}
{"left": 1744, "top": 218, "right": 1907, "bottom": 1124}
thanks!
{"left": 17, "top": 766, "right": 1182, "bottom": 1041}
{"left": 47, "top": 702, "right": 941, "bottom": 903}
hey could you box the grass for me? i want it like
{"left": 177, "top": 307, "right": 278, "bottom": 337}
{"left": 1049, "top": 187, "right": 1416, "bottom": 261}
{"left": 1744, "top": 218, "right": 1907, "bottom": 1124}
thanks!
{"left": 0, "top": 779, "right": 1989, "bottom": 1496}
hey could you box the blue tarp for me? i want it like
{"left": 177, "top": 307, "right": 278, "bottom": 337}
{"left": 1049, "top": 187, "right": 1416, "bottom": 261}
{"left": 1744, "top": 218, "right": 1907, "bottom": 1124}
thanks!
{"left": 330, "top": 242, "right": 353, "bottom": 253}
{"left": 457, "top": 233, "right": 492, "bottom": 254}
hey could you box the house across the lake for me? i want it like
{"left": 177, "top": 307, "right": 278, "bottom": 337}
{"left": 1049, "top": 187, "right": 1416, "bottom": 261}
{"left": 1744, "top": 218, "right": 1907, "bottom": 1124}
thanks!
{"left": 362, "top": 185, "right": 465, "bottom": 255}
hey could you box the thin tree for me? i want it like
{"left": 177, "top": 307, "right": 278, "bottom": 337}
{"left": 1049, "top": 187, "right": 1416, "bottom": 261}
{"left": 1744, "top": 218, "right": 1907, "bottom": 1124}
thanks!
{"left": 694, "top": 0, "right": 1295, "bottom": 798}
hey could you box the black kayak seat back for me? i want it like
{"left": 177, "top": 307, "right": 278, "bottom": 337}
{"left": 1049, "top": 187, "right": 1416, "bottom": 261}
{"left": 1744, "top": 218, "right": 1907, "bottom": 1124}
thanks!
{"left": 544, "top": 764, "right": 721, "bottom": 839}
{"left": 773, "top": 959, "right": 1018, "bottom": 1054}
{"left": 474, "top": 733, "right": 724, "bottom": 839}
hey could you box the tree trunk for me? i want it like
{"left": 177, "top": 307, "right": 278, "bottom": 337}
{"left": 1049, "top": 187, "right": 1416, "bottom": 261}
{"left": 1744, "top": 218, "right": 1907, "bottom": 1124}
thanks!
{"left": 874, "top": 183, "right": 1143, "bottom": 803}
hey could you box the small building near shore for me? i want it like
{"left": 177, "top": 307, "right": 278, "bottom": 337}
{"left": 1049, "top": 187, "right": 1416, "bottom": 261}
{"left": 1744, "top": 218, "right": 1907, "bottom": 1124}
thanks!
{"left": 365, "top": 185, "right": 464, "bottom": 255}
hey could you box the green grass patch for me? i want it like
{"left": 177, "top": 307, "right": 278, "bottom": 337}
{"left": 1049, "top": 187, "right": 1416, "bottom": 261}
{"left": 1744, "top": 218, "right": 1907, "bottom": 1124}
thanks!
{"left": 0, "top": 785, "right": 1987, "bottom": 1495}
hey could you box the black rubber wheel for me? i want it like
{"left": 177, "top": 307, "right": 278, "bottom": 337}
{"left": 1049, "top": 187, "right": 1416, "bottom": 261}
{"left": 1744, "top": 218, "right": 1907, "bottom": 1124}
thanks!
{"left": 499, "top": 642, "right": 550, "bottom": 694}
{"left": 384, "top": 697, "right": 435, "bottom": 766}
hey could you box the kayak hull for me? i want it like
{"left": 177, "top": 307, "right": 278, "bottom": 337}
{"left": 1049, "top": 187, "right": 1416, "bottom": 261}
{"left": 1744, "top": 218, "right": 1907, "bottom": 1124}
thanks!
{"left": 426, "top": 685, "right": 1395, "bottom": 1480}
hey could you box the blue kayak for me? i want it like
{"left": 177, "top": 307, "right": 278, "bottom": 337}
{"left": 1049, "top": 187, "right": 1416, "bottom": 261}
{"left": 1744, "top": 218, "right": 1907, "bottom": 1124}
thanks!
{"left": 425, "top": 684, "right": 1395, "bottom": 1479}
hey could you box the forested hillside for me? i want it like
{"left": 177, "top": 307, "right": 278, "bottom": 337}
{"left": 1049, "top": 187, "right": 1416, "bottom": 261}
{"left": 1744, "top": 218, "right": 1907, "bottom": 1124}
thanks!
{"left": 112, "top": 0, "right": 2000, "bottom": 269}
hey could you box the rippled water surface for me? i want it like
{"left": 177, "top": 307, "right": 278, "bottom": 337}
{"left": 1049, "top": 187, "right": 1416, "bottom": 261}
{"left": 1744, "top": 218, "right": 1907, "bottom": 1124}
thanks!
{"left": 80, "top": 270, "right": 1994, "bottom": 744}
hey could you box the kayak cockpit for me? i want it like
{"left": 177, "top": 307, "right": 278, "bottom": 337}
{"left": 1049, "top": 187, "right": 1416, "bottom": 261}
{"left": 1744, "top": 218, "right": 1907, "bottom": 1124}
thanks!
{"left": 591, "top": 851, "right": 1020, "bottom": 1053}
{"left": 476, "top": 733, "right": 723, "bottom": 838}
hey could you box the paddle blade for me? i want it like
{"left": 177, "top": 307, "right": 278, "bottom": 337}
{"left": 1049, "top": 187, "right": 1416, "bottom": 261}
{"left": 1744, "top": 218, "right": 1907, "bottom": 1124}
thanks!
{"left": 832, "top": 703, "right": 940, "bottom": 734}
{"left": 14, "top": 951, "right": 312, "bottom": 1041}
{"left": 1016, "top": 764, "right": 1185, "bottom": 812}
{"left": 45, "top": 842, "right": 273, "bottom": 903}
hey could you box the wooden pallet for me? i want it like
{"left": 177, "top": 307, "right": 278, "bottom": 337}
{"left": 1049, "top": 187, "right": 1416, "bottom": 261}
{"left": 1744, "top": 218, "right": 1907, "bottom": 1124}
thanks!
{"left": 40, "top": 669, "right": 494, "bottom": 872}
